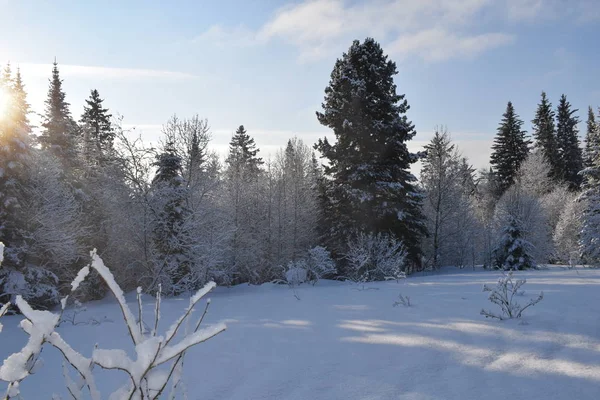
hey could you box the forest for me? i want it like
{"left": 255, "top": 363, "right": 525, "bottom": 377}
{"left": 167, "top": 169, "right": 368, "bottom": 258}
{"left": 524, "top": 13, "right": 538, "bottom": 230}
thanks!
{"left": 0, "top": 37, "right": 599, "bottom": 312}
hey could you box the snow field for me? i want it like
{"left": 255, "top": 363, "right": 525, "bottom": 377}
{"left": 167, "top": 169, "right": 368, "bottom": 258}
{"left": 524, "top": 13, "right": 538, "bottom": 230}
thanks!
{"left": 1, "top": 266, "right": 599, "bottom": 399}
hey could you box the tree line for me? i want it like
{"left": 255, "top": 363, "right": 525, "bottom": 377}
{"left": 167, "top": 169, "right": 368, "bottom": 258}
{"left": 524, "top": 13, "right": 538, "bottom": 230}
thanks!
{"left": 0, "top": 38, "right": 599, "bottom": 309}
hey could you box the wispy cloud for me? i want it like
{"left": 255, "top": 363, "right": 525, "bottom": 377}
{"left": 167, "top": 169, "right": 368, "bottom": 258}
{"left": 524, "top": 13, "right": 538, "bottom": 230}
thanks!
{"left": 192, "top": 0, "right": 599, "bottom": 63}
{"left": 388, "top": 29, "right": 515, "bottom": 62}
{"left": 18, "top": 63, "right": 197, "bottom": 80}
{"left": 505, "top": 0, "right": 600, "bottom": 22}
{"left": 189, "top": 25, "right": 260, "bottom": 48}
{"left": 256, "top": 0, "right": 512, "bottom": 62}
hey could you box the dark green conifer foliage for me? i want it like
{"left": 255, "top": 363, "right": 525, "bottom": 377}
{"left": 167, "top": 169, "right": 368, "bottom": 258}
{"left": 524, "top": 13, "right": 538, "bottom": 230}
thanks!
{"left": 531, "top": 92, "right": 559, "bottom": 178}
{"left": 39, "top": 61, "right": 78, "bottom": 158}
{"left": 555, "top": 94, "right": 583, "bottom": 190}
{"left": 490, "top": 101, "right": 530, "bottom": 195}
{"left": 80, "top": 89, "right": 113, "bottom": 152}
{"left": 315, "top": 38, "right": 426, "bottom": 267}
{"left": 584, "top": 106, "right": 598, "bottom": 169}
{"left": 152, "top": 142, "right": 192, "bottom": 294}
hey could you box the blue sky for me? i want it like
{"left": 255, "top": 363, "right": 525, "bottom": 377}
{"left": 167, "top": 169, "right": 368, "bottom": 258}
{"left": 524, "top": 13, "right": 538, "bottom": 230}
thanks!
{"left": 1, "top": 0, "right": 599, "bottom": 169}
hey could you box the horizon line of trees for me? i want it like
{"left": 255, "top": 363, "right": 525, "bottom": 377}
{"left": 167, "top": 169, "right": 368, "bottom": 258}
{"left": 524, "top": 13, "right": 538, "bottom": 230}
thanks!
{"left": 1, "top": 39, "right": 599, "bottom": 311}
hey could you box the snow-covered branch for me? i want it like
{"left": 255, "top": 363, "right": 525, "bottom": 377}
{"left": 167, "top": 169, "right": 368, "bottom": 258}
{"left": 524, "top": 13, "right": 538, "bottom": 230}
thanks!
{"left": 1, "top": 250, "right": 226, "bottom": 399}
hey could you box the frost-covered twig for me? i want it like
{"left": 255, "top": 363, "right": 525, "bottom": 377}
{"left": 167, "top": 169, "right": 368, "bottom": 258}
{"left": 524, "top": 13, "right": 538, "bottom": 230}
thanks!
{"left": 392, "top": 293, "right": 411, "bottom": 307}
{"left": 137, "top": 287, "right": 144, "bottom": 335}
{"left": 480, "top": 272, "right": 544, "bottom": 320}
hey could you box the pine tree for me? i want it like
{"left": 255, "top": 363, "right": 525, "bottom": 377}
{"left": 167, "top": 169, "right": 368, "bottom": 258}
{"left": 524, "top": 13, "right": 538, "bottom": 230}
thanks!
{"left": 555, "top": 94, "right": 583, "bottom": 190}
{"left": 315, "top": 38, "right": 426, "bottom": 268}
{"left": 531, "top": 92, "right": 560, "bottom": 178}
{"left": 39, "top": 61, "right": 78, "bottom": 158}
{"left": 80, "top": 89, "right": 113, "bottom": 153}
{"left": 490, "top": 101, "right": 530, "bottom": 195}
{"left": 151, "top": 142, "right": 192, "bottom": 295}
{"left": 584, "top": 106, "right": 598, "bottom": 169}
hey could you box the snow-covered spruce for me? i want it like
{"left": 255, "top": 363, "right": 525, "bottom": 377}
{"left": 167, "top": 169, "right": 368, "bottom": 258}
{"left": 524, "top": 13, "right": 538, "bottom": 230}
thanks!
{"left": 0, "top": 249, "right": 226, "bottom": 399}
{"left": 480, "top": 271, "right": 543, "bottom": 320}
{"left": 493, "top": 214, "right": 536, "bottom": 270}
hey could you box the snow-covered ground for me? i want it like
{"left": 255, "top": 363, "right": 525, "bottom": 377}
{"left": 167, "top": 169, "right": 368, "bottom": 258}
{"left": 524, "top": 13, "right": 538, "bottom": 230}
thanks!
{"left": 2, "top": 266, "right": 600, "bottom": 399}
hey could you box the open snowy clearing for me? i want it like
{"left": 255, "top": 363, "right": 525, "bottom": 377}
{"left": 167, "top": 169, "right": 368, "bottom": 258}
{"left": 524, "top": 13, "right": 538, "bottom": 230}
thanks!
{"left": 2, "top": 266, "right": 600, "bottom": 399}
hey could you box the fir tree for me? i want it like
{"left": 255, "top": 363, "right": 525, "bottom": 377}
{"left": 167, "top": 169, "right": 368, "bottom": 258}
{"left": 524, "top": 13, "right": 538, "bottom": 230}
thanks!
{"left": 584, "top": 106, "right": 598, "bottom": 169}
{"left": 80, "top": 89, "right": 113, "bottom": 153}
{"left": 225, "top": 125, "right": 266, "bottom": 283}
{"left": 315, "top": 38, "right": 426, "bottom": 267}
{"left": 579, "top": 106, "right": 600, "bottom": 265}
{"left": 555, "top": 94, "right": 583, "bottom": 190}
{"left": 226, "top": 125, "right": 263, "bottom": 171}
{"left": 490, "top": 101, "right": 530, "bottom": 195}
{"left": 151, "top": 142, "right": 192, "bottom": 295}
{"left": 11, "top": 67, "right": 31, "bottom": 132}
{"left": 531, "top": 92, "right": 559, "bottom": 178}
{"left": 0, "top": 66, "right": 31, "bottom": 269}
{"left": 493, "top": 215, "right": 536, "bottom": 270}
{"left": 39, "top": 61, "right": 78, "bottom": 158}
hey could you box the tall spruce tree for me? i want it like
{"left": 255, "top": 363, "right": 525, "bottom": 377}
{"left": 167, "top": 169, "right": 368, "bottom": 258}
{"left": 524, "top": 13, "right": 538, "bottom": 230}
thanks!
{"left": 531, "top": 92, "right": 560, "bottom": 178}
{"left": 0, "top": 65, "right": 31, "bottom": 269}
{"left": 315, "top": 38, "right": 426, "bottom": 267}
{"left": 490, "top": 101, "right": 530, "bottom": 195}
{"left": 39, "top": 61, "right": 78, "bottom": 158}
{"left": 11, "top": 68, "right": 31, "bottom": 132}
{"left": 226, "top": 125, "right": 263, "bottom": 171}
{"left": 579, "top": 107, "right": 600, "bottom": 265}
{"left": 225, "top": 125, "right": 266, "bottom": 283}
{"left": 555, "top": 94, "right": 583, "bottom": 190}
{"left": 80, "top": 89, "right": 113, "bottom": 153}
{"left": 151, "top": 142, "right": 192, "bottom": 295}
{"left": 584, "top": 106, "right": 598, "bottom": 169}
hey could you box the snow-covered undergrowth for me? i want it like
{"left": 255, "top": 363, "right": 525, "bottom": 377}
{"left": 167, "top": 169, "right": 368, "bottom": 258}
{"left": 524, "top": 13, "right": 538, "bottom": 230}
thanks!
{"left": 2, "top": 266, "right": 600, "bottom": 399}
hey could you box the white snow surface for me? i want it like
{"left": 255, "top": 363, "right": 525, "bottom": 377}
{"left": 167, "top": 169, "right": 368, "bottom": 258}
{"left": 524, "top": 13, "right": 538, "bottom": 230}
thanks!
{"left": 1, "top": 266, "right": 600, "bottom": 399}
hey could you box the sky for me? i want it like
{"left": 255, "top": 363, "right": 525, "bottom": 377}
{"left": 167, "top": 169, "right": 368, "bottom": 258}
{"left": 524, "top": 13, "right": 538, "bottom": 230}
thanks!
{"left": 0, "top": 0, "right": 599, "bottom": 171}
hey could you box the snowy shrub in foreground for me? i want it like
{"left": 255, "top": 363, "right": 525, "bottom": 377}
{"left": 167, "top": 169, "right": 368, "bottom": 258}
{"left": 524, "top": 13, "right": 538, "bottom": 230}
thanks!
{"left": 345, "top": 232, "right": 406, "bottom": 282}
{"left": 0, "top": 249, "right": 226, "bottom": 399}
{"left": 480, "top": 272, "right": 543, "bottom": 320}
